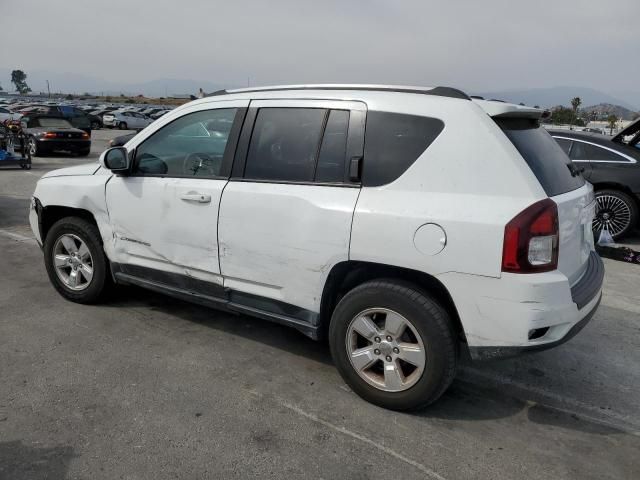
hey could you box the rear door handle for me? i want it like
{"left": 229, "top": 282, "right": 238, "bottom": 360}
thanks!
{"left": 180, "top": 193, "right": 211, "bottom": 203}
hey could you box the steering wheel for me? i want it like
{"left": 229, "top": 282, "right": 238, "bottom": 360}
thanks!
{"left": 183, "top": 152, "right": 218, "bottom": 176}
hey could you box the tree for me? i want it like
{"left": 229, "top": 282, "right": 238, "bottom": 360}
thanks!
{"left": 551, "top": 106, "right": 584, "bottom": 126}
{"left": 570, "top": 96, "right": 581, "bottom": 127}
{"left": 607, "top": 114, "right": 619, "bottom": 135}
{"left": 11, "top": 70, "right": 31, "bottom": 94}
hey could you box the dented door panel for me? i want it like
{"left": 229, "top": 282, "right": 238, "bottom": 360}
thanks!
{"left": 105, "top": 176, "right": 226, "bottom": 285}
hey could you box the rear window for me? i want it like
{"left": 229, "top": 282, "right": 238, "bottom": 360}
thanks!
{"left": 32, "top": 118, "right": 73, "bottom": 128}
{"left": 496, "top": 119, "right": 585, "bottom": 197}
{"left": 363, "top": 111, "right": 444, "bottom": 186}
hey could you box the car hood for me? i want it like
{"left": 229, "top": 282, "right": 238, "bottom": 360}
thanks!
{"left": 42, "top": 163, "right": 101, "bottom": 179}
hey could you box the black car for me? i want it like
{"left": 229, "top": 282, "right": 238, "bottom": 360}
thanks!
{"left": 22, "top": 115, "right": 91, "bottom": 157}
{"left": 109, "top": 132, "right": 136, "bottom": 147}
{"left": 550, "top": 119, "right": 640, "bottom": 239}
{"left": 29, "top": 105, "right": 102, "bottom": 132}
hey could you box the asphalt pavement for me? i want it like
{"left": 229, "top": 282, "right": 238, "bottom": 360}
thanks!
{"left": 0, "top": 130, "right": 638, "bottom": 479}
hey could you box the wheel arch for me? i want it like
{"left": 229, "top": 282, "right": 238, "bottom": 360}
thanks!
{"left": 320, "top": 261, "right": 465, "bottom": 344}
{"left": 40, "top": 205, "right": 101, "bottom": 244}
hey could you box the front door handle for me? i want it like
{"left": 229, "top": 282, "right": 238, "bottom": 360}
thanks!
{"left": 180, "top": 193, "right": 211, "bottom": 203}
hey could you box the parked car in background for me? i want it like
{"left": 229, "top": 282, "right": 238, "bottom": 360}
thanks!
{"left": 581, "top": 127, "right": 605, "bottom": 134}
{"left": 109, "top": 132, "right": 136, "bottom": 147}
{"left": 22, "top": 105, "right": 100, "bottom": 132}
{"left": 21, "top": 115, "right": 91, "bottom": 157}
{"left": 551, "top": 118, "right": 640, "bottom": 239}
{"left": 0, "top": 106, "right": 22, "bottom": 122}
{"left": 29, "top": 85, "right": 603, "bottom": 410}
{"left": 103, "top": 110, "right": 153, "bottom": 130}
{"left": 150, "top": 110, "right": 170, "bottom": 119}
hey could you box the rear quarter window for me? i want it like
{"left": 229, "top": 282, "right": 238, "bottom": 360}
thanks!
{"left": 496, "top": 119, "right": 585, "bottom": 197}
{"left": 363, "top": 111, "right": 444, "bottom": 186}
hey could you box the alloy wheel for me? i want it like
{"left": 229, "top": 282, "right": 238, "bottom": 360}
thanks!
{"left": 593, "top": 194, "right": 632, "bottom": 238}
{"left": 52, "top": 234, "right": 94, "bottom": 291}
{"left": 346, "top": 308, "right": 426, "bottom": 392}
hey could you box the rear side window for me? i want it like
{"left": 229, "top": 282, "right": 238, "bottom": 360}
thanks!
{"left": 244, "top": 108, "right": 326, "bottom": 182}
{"left": 497, "top": 119, "right": 585, "bottom": 197}
{"left": 363, "top": 111, "right": 444, "bottom": 186}
{"left": 569, "top": 141, "right": 628, "bottom": 162}
{"left": 316, "top": 110, "right": 350, "bottom": 183}
{"left": 555, "top": 137, "right": 572, "bottom": 155}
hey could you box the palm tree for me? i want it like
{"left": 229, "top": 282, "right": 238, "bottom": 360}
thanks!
{"left": 570, "top": 97, "right": 582, "bottom": 127}
{"left": 607, "top": 114, "right": 618, "bottom": 135}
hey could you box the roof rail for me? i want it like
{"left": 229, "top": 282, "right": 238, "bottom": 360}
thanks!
{"left": 207, "top": 84, "right": 470, "bottom": 100}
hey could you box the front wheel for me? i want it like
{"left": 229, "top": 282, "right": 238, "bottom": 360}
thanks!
{"left": 593, "top": 189, "right": 639, "bottom": 240}
{"left": 43, "top": 217, "right": 111, "bottom": 304}
{"left": 329, "top": 280, "right": 458, "bottom": 411}
{"left": 118, "top": 122, "right": 127, "bottom": 130}
{"left": 91, "top": 121, "right": 100, "bottom": 130}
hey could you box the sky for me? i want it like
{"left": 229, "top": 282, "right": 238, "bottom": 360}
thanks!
{"left": 1, "top": 0, "right": 638, "bottom": 94}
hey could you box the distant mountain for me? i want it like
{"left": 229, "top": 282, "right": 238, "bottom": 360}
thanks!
{"left": 581, "top": 103, "right": 639, "bottom": 121}
{"left": 0, "top": 68, "right": 229, "bottom": 97}
{"left": 478, "top": 86, "right": 639, "bottom": 111}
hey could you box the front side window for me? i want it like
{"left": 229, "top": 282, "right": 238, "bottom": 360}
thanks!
{"left": 134, "top": 108, "right": 237, "bottom": 177}
{"left": 244, "top": 108, "right": 326, "bottom": 182}
{"left": 569, "top": 141, "right": 628, "bottom": 162}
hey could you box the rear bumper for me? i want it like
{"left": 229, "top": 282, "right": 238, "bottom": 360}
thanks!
{"left": 38, "top": 139, "right": 90, "bottom": 152}
{"left": 438, "top": 251, "right": 604, "bottom": 360}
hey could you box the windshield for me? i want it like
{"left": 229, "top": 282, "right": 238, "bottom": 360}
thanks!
{"left": 496, "top": 118, "right": 585, "bottom": 197}
{"left": 34, "top": 118, "right": 73, "bottom": 128}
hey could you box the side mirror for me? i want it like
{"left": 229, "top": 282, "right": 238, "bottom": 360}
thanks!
{"left": 99, "top": 147, "right": 131, "bottom": 174}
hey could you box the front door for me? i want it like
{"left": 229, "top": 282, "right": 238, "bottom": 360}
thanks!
{"left": 105, "top": 100, "right": 248, "bottom": 289}
{"left": 218, "top": 99, "right": 366, "bottom": 316}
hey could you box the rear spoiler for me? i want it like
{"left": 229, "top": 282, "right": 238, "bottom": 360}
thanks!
{"left": 472, "top": 99, "right": 543, "bottom": 120}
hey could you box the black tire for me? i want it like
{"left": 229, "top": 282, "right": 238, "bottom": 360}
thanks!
{"left": 118, "top": 122, "right": 127, "bottom": 130}
{"left": 329, "top": 280, "right": 458, "bottom": 411}
{"left": 91, "top": 121, "right": 100, "bottom": 130}
{"left": 594, "top": 189, "right": 639, "bottom": 240}
{"left": 43, "top": 217, "right": 111, "bottom": 304}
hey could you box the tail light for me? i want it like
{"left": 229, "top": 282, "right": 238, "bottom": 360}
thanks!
{"left": 502, "top": 198, "right": 559, "bottom": 273}
{"left": 43, "top": 132, "right": 57, "bottom": 139}
{"left": 81, "top": 132, "right": 90, "bottom": 139}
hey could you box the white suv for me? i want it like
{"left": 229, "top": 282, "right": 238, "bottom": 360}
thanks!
{"left": 103, "top": 110, "right": 153, "bottom": 130}
{"left": 29, "top": 85, "right": 604, "bottom": 410}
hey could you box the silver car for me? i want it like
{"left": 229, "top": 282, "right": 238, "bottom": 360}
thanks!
{"left": 103, "top": 110, "right": 153, "bottom": 130}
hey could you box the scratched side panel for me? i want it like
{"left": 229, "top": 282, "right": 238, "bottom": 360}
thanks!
{"left": 105, "top": 176, "right": 226, "bottom": 286}
{"left": 218, "top": 182, "right": 360, "bottom": 313}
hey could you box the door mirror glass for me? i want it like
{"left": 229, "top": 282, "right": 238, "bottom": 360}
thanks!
{"left": 101, "top": 147, "right": 130, "bottom": 172}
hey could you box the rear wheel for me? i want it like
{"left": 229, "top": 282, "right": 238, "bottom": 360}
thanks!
{"left": 329, "top": 280, "right": 458, "bottom": 410}
{"left": 593, "top": 189, "right": 638, "bottom": 240}
{"left": 28, "top": 137, "right": 42, "bottom": 157}
{"left": 43, "top": 217, "right": 111, "bottom": 304}
{"left": 91, "top": 121, "right": 100, "bottom": 130}
{"left": 118, "top": 122, "right": 127, "bottom": 130}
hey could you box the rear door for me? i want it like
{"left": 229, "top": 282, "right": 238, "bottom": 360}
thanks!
{"left": 218, "top": 99, "right": 365, "bottom": 315}
{"left": 498, "top": 121, "right": 595, "bottom": 284}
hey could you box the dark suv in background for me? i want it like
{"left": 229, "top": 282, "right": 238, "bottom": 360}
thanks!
{"left": 551, "top": 118, "right": 640, "bottom": 239}
{"left": 28, "top": 105, "right": 102, "bottom": 133}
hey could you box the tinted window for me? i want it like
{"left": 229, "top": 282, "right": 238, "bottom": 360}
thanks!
{"left": 134, "top": 108, "right": 237, "bottom": 177}
{"left": 498, "top": 120, "right": 584, "bottom": 196}
{"left": 363, "top": 111, "right": 445, "bottom": 186}
{"left": 32, "top": 118, "right": 73, "bottom": 128}
{"left": 315, "top": 110, "right": 349, "bottom": 183}
{"left": 569, "top": 141, "right": 628, "bottom": 162}
{"left": 555, "top": 137, "right": 572, "bottom": 155}
{"left": 244, "top": 108, "right": 326, "bottom": 182}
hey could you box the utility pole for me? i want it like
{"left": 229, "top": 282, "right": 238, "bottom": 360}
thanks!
{"left": 46, "top": 80, "right": 51, "bottom": 98}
